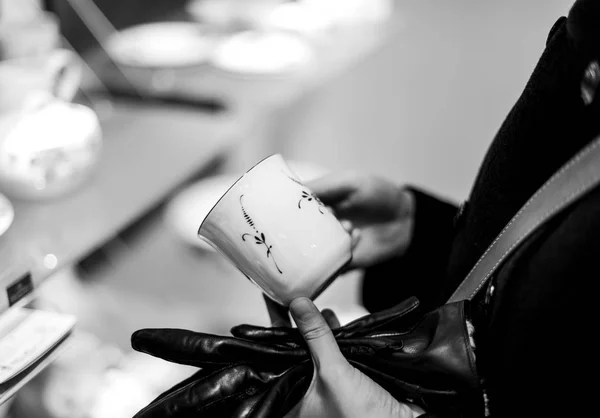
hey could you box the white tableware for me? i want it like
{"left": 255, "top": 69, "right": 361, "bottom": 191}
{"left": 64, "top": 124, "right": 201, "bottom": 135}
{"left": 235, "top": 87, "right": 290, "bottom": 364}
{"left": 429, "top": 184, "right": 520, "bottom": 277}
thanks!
{"left": 0, "top": 100, "right": 102, "bottom": 200}
{"left": 164, "top": 160, "right": 330, "bottom": 250}
{"left": 105, "top": 22, "right": 217, "bottom": 69}
{"left": 198, "top": 154, "right": 351, "bottom": 306}
{"left": 0, "top": 192, "right": 14, "bottom": 238}
{"left": 262, "top": 2, "right": 335, "bottom": 36}
{"left": 300, "top": 0, "right": 393, "bottom": 26}
{"left": 186, "top": 0, "right": 285, "bottom": 29}
{"left": 0, "top": 48, "right": 82, "bottom": 114}
{"left": 209, "top": 30, "right": 314, "bottom": 77}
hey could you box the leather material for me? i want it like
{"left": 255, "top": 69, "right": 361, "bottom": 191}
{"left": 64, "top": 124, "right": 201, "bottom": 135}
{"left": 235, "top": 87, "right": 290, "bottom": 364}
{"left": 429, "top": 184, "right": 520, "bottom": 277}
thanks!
{"left": 231, "top": 295, "right": 422, "bottom": 345}
{"left": 133, "top": 360, "right": 313, "bottom": 418}
{"left": 448, "top": 133, "right": 600, "bottom": 303}
{"left": 132, "top": 299, "right": 483, "bottom": 417}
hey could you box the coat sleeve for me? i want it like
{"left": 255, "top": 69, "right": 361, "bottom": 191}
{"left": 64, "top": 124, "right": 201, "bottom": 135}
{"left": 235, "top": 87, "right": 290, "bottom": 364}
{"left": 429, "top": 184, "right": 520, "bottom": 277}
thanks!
{"left": 361, "top": 187, "right": 459, "bottom": 313}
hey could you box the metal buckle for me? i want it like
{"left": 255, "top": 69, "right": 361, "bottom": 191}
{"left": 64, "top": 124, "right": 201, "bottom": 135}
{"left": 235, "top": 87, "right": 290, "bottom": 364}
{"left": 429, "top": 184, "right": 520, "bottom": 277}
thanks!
{"left": 581, "top": 60, "right": 600, "bottom": 106}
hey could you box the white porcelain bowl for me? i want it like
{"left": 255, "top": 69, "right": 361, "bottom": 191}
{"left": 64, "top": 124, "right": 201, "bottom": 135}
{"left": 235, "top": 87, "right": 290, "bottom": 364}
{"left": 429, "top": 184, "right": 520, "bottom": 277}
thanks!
{"left": 0, "top": 101, "right": 102, "bottom": 201}
{"left": 105, "top": 22, "right": 217, "bottom": 69}
{"left": 0, "top": 192, "right": 14, "bottom": 238}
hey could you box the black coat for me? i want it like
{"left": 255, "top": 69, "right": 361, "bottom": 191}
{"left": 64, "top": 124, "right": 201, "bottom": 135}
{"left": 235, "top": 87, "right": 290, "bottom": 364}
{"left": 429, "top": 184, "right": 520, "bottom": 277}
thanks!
{"left": 362, "top": 1, "right": 600, "bottom": 416}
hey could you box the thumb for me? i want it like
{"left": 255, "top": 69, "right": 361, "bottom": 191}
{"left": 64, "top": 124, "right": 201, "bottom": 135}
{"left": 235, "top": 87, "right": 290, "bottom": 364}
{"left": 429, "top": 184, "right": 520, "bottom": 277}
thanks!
{"left": 289, "top": 297, "right": 346, "bottom": 371}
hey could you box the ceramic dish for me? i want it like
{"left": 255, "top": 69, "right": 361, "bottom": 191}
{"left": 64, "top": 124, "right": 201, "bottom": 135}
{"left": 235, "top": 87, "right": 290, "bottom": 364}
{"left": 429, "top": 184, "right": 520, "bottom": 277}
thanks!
{"left": 0, "top": 192, "right": 14, "bottom": 238}
{"left": 209, "top": 29, "right": 314, "bottom": 77}
{"left": 105, "top": 22, "right": 217, "bottom": 69}
{"left": 0, "top": 100, "right": 102, "bottom": 200}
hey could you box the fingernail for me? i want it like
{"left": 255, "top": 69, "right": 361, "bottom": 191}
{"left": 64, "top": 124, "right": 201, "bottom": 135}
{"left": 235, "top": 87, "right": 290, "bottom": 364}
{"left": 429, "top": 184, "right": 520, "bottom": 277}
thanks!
{"left": 289, "top": 297, "right": 316, "bottom": 322}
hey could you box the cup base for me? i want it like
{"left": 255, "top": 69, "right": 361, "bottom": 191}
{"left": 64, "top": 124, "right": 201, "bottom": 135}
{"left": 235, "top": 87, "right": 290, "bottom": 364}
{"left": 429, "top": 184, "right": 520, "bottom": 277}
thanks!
{"left": 265, "top": 251, "right": 353, "bottom": 307}
{"left": 308, "top": 253, "right": 353, "bottom": 302}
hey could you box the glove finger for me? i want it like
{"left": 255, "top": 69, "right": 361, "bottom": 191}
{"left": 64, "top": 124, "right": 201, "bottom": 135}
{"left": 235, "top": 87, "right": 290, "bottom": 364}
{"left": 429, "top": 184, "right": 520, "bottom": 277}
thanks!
{"left": 132, "top": 328, "right": 308, "bottom": 367}
{"left": 250, "top": 360, "right": 313, "bottom": 418}
{"left": 231, "top": 308, "right": 349, "bottom": 346}
{"left": 150, "top": 367, "right": 220, "bottom": 405}
{"left": 335, "top": 296, "right": 421, "bottom": 338}
{"left": 337, "top": 337, "right": 396, "bottom": 354}
{"left": 322, "top": 308, "right": 341, "bottom": 329}
{"left": 231, "top": 310, "right": 414, "bottom": 347}
{"left": 230, "top": 324, "right": 303, "bottom": 347}
{"left": 133, "top": 363, "right": 279, "bottom": 418}
{"left": 230, "top": 361, "right": 310, "bottom": 418}
{"left": 231, "top": 297, "right": 420, "bottom": 351}
{"left": 229, "top": 388, "right": 271, "bottom": 418}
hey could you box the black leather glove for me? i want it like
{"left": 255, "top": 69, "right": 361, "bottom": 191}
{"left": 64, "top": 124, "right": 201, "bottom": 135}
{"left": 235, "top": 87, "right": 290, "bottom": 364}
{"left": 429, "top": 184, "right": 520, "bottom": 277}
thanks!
{"left": 132, "top": 299, "right": 483, "bottom": 417}
{"left": 132, "top": 297, "right": 422, "bottom": 372}
{"left": 230, "top": 296, "right": 422, "bottom": 345}
{"left": 132, "top": 360, "right": 313, "bottom": 418}
{"left": 132, "top": 327, "right": 307, "bottom": 369}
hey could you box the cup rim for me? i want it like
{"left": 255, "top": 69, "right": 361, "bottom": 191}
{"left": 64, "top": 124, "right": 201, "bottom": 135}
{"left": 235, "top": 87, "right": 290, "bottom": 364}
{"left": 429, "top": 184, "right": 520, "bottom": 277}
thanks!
{"left": 197, "top": 153, "right": 281, "bottom": 237}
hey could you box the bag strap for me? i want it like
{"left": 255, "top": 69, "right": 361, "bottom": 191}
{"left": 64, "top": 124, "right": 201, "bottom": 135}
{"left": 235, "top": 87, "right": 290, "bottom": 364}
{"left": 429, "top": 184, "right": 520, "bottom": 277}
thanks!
{"left": 448, "top": 134, "right": 600, "bottom": 303}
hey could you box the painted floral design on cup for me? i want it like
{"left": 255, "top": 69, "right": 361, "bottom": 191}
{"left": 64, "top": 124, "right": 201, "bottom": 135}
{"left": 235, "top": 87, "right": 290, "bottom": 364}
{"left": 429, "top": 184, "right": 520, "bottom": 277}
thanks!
{"left": 285, "top": 172, "right": 326, "bottom": 214}
{"left": 298, "top": 190, "right": 325, "bottom": 214}
{"left": 240, "top": 195, "right": 283, "bottom": 274}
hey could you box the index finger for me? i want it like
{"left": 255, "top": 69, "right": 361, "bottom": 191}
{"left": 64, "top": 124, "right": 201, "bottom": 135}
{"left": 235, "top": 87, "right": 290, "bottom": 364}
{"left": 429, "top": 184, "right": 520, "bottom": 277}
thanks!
{"left": 305, "top": 172, "right": 359, "bottom": 204}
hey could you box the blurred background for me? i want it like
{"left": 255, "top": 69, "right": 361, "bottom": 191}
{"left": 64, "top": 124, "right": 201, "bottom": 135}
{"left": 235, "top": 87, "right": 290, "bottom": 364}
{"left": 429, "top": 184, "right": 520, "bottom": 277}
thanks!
{"left": 0, "top": 0, "right": 574, "bottom": 417}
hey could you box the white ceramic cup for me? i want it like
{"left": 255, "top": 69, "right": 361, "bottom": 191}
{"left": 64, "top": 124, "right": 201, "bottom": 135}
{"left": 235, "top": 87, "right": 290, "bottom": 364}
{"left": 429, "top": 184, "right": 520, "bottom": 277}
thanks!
{"left": 198, "top": 154, "right": 352, "bottom": 306}
{"left": 0, "top": 48, "right": 82, "bottom": 114}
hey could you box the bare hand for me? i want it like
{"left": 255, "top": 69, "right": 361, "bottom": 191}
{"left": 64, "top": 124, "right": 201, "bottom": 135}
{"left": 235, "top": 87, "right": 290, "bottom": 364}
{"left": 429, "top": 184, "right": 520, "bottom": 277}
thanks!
{"left": 284, "top": 297, "right": 425, "bottom": 418}
{"left": 306, "top": 172, "right": 415, "bottom": 269}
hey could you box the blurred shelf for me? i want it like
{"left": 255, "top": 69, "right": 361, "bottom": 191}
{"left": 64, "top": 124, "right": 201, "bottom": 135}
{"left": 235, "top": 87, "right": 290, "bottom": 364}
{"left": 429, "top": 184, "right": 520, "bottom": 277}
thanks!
{"left": 0, "top": 98, "right": 240, "bottom": 296}
{"left": 83, "top": 11, "right": 404, "bottom": 115}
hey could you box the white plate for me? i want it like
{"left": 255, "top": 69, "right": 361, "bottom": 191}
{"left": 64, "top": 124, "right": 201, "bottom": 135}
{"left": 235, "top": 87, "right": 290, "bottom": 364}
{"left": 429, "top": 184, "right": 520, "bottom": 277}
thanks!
{"left": 209, "top": 30, "right": 314, "bottom": 77}
{"left": 164, "top": 160, "right": 330, "bottom": 250}
{"left": 263, "top": 2, "right": 335, "bottom": 35}
{"left": 105, "top": 22, "right": 216, "bottom": 68}
{"left": 0, "top": 192, "right": 14, "bottom": 238}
